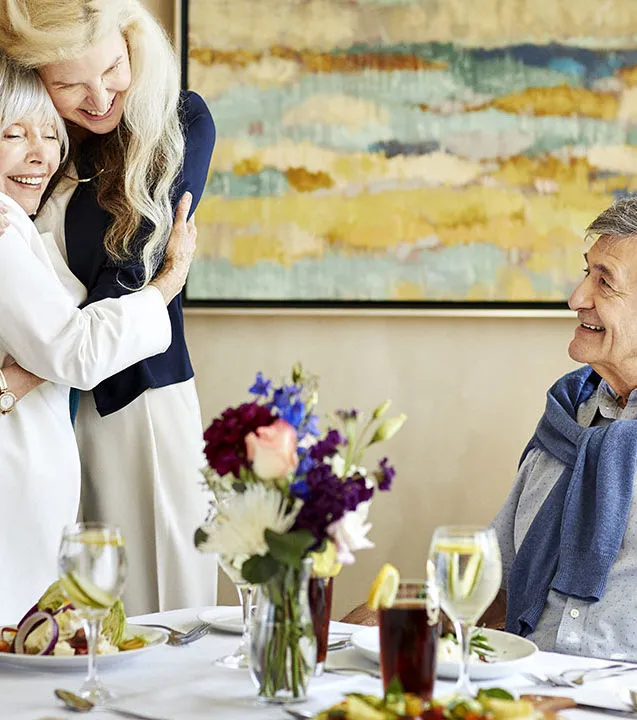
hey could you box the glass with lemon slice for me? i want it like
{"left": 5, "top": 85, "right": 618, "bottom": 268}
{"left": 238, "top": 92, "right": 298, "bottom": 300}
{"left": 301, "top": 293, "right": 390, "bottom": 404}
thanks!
{"left": 429, "top": 525, "right": 501, "bottom": 697}
{"left": 367, "top": 563, "right": 441, "bottom": 700}
{"left": 58, "top": 522, "right": 127, "bottom": 704}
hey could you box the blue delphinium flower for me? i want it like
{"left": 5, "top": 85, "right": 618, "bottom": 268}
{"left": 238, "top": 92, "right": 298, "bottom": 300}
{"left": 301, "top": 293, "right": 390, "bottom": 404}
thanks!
{"left": 289, "top": 479, "right": 311, "bottom": 501}
{"left": 249, "top": 371, "right": 272, "bottom": 397}
{"left": 281, "top": 399, "right": 306, "bottom": 430}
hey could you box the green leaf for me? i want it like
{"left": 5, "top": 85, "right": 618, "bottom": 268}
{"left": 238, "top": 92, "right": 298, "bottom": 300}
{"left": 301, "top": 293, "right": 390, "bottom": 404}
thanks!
{"left": 242, "top": 553, "right": 280, "bottom": 584}
{"left": 193, "top": 527, "right": 209, "bottom": 549}
{"left": 265, "top": 528, "right": 316, "bottom": 570}
{"left": 477, "top": 688, "right": 514, "bottom": 701}
{"left": 384, "top": 675, "right": 405, "bottom": 702}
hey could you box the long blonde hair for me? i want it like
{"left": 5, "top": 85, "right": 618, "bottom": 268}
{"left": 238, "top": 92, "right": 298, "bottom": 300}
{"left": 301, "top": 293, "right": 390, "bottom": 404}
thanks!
{"left": 0, "top": 0, "right": 185, "bottom": 286}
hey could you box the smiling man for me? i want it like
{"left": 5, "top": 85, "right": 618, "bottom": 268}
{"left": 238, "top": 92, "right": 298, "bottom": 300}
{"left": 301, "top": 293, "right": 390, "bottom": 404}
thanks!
{"left": 491, "top": 197, "right": 637, "bottom": 660}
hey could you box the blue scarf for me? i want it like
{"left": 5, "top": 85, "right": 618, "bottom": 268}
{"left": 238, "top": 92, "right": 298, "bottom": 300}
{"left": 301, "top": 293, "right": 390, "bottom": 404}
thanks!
{"left": 506, "top": 366, "right": 637, "bottom": 637}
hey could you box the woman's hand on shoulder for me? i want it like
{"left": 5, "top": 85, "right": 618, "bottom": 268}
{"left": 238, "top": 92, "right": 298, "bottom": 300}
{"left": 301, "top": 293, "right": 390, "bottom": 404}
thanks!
{"left": 150, "top": 192, "right": 197, "bottom": 304}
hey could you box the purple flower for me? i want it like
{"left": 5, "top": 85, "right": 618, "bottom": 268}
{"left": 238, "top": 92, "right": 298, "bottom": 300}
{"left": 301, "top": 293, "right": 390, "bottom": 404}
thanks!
{"left": 310, "top": 429, "right": 344, "bottom": 462}
{"left": 291, "top": 465, "right": 373, "bottom": 541}
{"left": 374, "top": 457, "right": 396, "bottom": 491}
{"left": 203, "top": 402, "right": 275, "bottom": 478}
{"left": 249, "top": 372, "right": 271, "bottom": 397}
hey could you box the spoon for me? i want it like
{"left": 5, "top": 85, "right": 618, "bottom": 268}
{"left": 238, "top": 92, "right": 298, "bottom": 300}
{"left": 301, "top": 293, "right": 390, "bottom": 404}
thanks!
{"left": 55, "top": 689, "right": 170, "bottom": 720}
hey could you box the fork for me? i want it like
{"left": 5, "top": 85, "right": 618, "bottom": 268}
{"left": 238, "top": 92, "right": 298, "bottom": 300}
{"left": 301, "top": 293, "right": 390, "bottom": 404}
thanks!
{"left": 135, "top": 622, "right": 211, "bottom": 646}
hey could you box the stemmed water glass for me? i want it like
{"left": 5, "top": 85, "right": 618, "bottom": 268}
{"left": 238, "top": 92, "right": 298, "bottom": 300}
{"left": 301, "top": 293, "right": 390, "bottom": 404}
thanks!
{"left": 58, "top": 522, "right": 127, "bottom": 703}
{"left": 215, "top": 556, "right": 255, "bottom": 669}
{"left": 429, "top": 525, "right": 501, "bottom": 697}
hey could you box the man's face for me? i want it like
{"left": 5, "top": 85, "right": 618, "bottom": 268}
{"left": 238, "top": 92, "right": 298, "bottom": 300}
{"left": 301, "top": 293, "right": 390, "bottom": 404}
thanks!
{"left": 38, "top": 31, "right": 131, "bottom": 136}
{"left": 568, "top": 234, "right": 637, "bottom": 386}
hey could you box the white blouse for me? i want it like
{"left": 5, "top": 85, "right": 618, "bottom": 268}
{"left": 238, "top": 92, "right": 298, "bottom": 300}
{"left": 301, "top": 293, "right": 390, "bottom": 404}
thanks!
{"left": 0, "top": 190, "right": 171, "bottom": 622}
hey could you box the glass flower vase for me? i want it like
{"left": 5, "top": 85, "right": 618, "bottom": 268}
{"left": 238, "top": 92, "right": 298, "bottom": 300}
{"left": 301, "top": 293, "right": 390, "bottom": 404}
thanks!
{"left": 250, "top": 557, "right": 317, "bottom": 703}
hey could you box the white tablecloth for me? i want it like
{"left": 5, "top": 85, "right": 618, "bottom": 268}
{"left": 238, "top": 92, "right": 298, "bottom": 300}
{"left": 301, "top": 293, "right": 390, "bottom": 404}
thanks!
{"left": 2, "top": 607, "right": 636, "bottom": 719}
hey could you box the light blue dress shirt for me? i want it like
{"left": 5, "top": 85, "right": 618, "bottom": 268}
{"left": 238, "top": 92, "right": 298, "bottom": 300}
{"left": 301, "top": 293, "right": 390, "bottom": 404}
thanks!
{"left": 492, "top": 379, "right": 637, "bottom": 659}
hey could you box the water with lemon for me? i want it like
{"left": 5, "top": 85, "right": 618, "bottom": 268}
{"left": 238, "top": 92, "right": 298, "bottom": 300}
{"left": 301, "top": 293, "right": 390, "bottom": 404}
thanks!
{"left": 431, "top": 536, "right": 501, "bottom": 625}
{"left": 59, "top": 528, "right": 126, "bottom": 616}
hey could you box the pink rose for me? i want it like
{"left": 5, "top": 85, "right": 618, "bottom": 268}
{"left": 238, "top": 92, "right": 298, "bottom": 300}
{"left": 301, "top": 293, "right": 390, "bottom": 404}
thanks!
{"left": 245, "top": 419, "right": 299, "bottom": 480}
{"left": 326, "top": 511, "right": 374, "bottom": 565}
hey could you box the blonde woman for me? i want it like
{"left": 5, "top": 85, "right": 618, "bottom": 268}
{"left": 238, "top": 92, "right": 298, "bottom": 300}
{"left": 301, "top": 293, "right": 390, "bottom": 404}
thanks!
{"left": 0, "top": 0, "right": 218, "bottom": 614}
{"left": 0, "top": 54, "right": 197, "bottom": 620}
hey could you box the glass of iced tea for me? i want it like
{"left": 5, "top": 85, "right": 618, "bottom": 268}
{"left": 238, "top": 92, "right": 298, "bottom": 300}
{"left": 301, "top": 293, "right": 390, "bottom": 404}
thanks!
{"left": 378, "top": 575, "right": 440, "bottom": 700}
{"left": 309, "top": 575, "right": 333, "bottom": 676}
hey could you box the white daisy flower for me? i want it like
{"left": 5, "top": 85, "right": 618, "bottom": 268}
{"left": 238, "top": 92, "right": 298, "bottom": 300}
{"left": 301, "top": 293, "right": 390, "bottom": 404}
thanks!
{"left": 197, "top": 484, "right": 300, "bottom": 562}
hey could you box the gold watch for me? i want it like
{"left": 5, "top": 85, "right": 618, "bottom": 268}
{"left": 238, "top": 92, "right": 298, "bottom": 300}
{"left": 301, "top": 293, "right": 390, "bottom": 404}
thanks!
{"left": 0, "top": 369, "right": 17, "bottom": 414}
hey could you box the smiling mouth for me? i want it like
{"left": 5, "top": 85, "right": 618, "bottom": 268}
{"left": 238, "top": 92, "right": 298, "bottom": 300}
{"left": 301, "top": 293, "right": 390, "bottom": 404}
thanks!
{"left": 80, "top": 96, "right": 115, "bottom": 119}
{"left": 8, "top": 175, "right": 47, "bottom": 190}
{"left": 580, "top": 321, "right": 605, "bottom": 332}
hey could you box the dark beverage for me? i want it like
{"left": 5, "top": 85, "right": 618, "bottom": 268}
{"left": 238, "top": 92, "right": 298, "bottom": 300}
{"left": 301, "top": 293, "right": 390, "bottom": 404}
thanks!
{"left": 379, "top": 597, "right": 439, "bottom": 700}
{"left": 309, "top": 576, "right": 333, "bottom": 670}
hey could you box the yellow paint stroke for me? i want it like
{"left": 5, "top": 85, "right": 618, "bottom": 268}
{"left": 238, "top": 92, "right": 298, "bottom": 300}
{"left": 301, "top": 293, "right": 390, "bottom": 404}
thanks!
{"left": 391, "top": 280, "right": 426, "bottom": 301}
{"left": 195, "top": 184, "right": 611, "bottom": 262}
{"left": 233, "top": 157, "right": 264, "bottom": 175}
{"left": 617, "top": 65, "right": 637, "bottom": 87}
{"left": 212, "top": 138, "right": 485, "bottom": 186}
{"left": 189, "top": 45, "right": 446, "bottom": 73}
{"left": 473, "top": 86, "right": 619, "bottom": 120}
{"left": 587, "top": 145, "right": 637, "bottom": 174}
{"left": 285, "top": 167, "right": 334, "bottom": 191}
{"left": 493, "top": 155, "right": 592, "bottom": 188}
{"left": 189, "top": 0, "right": 637, "bottom": 53}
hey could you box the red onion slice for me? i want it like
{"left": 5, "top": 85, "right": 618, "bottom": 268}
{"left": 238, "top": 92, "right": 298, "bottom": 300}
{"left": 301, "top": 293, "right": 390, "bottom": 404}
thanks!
{"left": 17, "top": 604, "right": 38, "bottom": 629}
{"left": 14, "top": 612, "right": 59, "bottom": 655}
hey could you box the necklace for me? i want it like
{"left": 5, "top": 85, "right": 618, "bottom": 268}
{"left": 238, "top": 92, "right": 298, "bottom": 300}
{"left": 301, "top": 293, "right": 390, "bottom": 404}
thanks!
{"left": 64, "top": 167, "right": 106, "bottom": 183}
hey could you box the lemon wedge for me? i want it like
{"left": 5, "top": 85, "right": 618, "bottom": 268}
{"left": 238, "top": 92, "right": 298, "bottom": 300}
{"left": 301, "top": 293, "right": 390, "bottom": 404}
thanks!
{"left": 435, "top": 540, "right": 483, "bottom": 601}
{"left": 366, "top": 563, "right": 400, "bottom": 610}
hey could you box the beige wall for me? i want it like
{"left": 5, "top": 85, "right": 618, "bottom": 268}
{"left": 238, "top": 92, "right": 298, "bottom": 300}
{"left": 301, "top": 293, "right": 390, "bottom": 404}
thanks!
{"left": 148, "top": 0, "right": 580, "bottom": 618}
{"left": 185, "top": 311, "right": 578, "bottom": 617}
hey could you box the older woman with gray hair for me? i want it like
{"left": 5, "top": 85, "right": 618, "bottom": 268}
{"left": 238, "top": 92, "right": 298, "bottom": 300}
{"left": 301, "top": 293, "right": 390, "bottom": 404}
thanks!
{"left": 492, "top": 195, "right": 637, "bottom": 660}
{"left": 0, "top": 54, "right": 195, "bottom": 621}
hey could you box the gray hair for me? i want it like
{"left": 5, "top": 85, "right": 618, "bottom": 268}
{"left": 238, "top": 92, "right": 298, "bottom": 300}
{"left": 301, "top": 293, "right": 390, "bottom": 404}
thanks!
{"left": 0, "top": 53, "right": 68, "bottom": 160}
{"left": 586, "top": 196, "right": 637, "bottom": 241}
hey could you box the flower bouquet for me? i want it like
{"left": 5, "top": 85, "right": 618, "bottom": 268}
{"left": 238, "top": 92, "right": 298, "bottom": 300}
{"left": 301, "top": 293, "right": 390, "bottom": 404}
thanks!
{"left": 195, "top": 365, "right": 405, "bottom": 703}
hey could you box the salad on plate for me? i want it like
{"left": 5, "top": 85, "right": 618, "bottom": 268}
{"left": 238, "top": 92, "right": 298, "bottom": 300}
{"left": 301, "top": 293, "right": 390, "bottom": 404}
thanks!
{"left": 0, "top": 581, "right": 147, "bottom": 657}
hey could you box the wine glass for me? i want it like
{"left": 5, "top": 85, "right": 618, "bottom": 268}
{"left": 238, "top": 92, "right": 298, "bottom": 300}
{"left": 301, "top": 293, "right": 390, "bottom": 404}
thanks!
{"left": 58, "top": 522, "right": 127, "bottom": 703}
{"left": 429, "top": 525, "right": 501, "bottom": 697}
{"left": 215, "top": 556, "right": 254, "bottom": 669}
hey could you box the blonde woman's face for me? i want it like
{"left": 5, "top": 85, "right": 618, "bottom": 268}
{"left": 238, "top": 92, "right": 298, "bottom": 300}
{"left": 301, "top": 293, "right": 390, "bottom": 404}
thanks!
{"left": 38, "top": 31, "right": 132, "bottom": 135}
{"left": 0, "top": 118, "right": 61, "bottom": 215}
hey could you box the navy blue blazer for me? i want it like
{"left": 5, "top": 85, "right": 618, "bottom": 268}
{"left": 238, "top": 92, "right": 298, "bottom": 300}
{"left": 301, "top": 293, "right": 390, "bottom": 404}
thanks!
{"left": 64, "top": 91, "right": 215, "bottom": 416}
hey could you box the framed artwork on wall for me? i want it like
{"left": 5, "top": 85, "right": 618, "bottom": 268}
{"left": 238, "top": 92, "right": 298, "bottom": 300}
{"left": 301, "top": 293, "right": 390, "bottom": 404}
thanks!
{"left": 180, "top": 0, "right": 637, "bottom": 309}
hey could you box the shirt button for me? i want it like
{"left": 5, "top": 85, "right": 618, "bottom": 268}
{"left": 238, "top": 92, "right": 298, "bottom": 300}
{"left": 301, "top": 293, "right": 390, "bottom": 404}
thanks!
{"left": 570, "top": 608, "right": 580, "bottom": 619}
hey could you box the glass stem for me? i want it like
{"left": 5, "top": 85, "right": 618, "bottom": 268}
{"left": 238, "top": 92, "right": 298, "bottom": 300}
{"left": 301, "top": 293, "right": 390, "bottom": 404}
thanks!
{"left": 83, "top": 616, "right": 101, "bottom": 689}
{"left": 454, "top": 620, "right": 475, "bottom": 697}
{"left": 237, "top": 584, "right": 253, "bottom": 651}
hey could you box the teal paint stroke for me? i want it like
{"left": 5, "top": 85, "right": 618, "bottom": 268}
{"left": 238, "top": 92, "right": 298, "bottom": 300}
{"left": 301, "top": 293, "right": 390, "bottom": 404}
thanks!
{"left": 207, "top": 169, "right": 290, "bottom": 197}
{"left": 187, "top": 243, "right": 577, "bottom": 301}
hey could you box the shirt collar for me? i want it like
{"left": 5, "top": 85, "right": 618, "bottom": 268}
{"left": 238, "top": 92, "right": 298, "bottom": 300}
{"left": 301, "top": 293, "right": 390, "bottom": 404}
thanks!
{"left": 579, "top": 378, "right": 637, "bottom": 426}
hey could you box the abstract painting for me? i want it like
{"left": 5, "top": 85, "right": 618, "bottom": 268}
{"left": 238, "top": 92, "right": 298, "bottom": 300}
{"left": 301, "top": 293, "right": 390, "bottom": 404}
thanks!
{"left": 183, "top": 0, "right": 637, "bottom": 306}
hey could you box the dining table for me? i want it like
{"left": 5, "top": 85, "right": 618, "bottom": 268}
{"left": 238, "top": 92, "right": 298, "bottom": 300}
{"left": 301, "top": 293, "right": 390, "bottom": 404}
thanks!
{"left": 3, "top": 606, "right": 637, "bottom": 720}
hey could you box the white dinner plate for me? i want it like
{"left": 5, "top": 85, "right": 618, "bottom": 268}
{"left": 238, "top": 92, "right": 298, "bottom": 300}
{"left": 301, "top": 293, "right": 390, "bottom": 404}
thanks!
{"left": 198, "top": 607, "right": 243, "bottom": 635}
{"left": 352, "top": 627, "right": 537, "bottom": 680}
{"left": 0, "top": 624, "right": 166, "bottom": 671}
